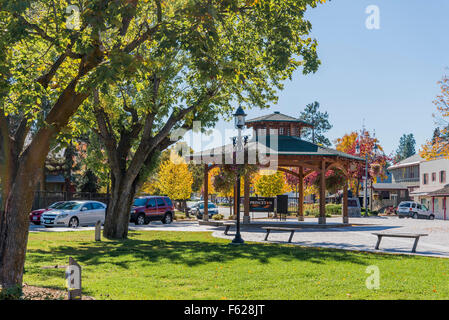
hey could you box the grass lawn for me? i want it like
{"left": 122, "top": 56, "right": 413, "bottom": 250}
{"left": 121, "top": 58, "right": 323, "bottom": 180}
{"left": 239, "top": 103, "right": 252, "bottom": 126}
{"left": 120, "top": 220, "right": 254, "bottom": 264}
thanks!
{"left": 24, "top": 230, "right": 449, "bottom": 300}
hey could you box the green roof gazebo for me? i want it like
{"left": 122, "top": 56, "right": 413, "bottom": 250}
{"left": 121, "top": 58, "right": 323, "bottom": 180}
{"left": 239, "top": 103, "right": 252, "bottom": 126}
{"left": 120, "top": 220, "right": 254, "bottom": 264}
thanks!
{"left": 189, "top": 111, "right": 364, "bottom": 225}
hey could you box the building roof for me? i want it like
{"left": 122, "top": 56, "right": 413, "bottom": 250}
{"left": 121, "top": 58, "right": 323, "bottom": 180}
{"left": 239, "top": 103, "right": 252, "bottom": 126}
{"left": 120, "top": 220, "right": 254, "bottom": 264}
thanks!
{"left": 428, "top": 185, "right": 449, "bottom": 197}
{"left": 259, "top": 135, "right": 363, "bottom": 160}
{"left": 189, "top": 135, "right": 364, "bottom": 162}
{"left": 246, "top": 112, "right": 313, "bottom": 126}
{"left": 372, "top": 183, "right": 408, "bottom": 191}
{"left": 410, "top": 185, "right": 442, "bottom": 196}
{"left": 388, "top": 154, "right": 423, "bottom": 170}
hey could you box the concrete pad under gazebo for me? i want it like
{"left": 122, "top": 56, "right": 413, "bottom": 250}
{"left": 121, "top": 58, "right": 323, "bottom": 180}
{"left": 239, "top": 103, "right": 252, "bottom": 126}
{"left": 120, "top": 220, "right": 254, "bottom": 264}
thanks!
{"left": 188, "top": 111, "right": 364, "bottom": 227}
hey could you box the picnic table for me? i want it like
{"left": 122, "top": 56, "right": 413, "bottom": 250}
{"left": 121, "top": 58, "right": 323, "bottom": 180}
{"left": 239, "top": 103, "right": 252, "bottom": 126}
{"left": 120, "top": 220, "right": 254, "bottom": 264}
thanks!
{"left": 372, "top": 232, "right": 428, "bottom": 253}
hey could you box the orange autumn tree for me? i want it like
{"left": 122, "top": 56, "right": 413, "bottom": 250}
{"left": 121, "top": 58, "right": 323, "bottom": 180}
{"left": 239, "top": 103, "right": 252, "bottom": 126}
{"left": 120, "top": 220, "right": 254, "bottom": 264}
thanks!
{"left": 421, "top": 75, "right": 449, "bottom": 160}
{"left": 335, "top": 130, "right": 389, "bottom": 197}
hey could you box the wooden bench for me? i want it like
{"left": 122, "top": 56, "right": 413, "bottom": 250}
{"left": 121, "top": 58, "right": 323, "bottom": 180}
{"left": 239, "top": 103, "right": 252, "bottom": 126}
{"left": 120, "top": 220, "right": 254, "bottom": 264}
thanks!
{"left": 262, "top": 227, "right": 299, "bottom": 243}
{"left": 372, "top": 233, "right": 428, "bottom": 253}
{"left": 223, "top": 222, "right": 236, "bottom": 235}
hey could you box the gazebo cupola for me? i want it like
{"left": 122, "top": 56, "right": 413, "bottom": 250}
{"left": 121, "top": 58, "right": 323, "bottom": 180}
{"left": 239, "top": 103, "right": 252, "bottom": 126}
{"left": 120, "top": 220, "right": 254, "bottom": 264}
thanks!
{"left": 245, "top": 111, "right": 313, "bottom": 138}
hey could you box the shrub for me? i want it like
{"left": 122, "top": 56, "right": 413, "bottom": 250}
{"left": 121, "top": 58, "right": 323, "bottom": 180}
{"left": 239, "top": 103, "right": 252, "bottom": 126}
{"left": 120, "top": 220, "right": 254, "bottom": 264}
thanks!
{"left": 303, "top": 203, "right": 342, "bottom": 216}
{"left": 174, "top": 213, "right": 186, "bottom": 220}
{"left": 0, "top": 285, "right": 22, "bottom": 300}
{"left": 213, "top": 214, "right": 224, "bottom": 220}
{"left": 326, "top": 204, "right": 342, "bottom": 215}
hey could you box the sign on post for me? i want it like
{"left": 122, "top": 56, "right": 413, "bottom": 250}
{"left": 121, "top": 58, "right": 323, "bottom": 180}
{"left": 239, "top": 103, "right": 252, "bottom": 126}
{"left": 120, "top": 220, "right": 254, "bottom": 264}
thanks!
{"left": 66, "top": 257, "right": 82, "bottom": 300}
{"left": 249, "top": 197, "right": 275, "bottom": 212}
{"left": 95, "top": 220, "right": 101, "bottom": 241}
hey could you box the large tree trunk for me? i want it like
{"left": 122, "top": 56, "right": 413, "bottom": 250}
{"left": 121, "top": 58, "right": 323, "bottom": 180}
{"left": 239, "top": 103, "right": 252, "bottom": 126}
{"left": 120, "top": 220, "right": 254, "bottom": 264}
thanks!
{"left": 103, "top": 174, "right": 137, "bottom": 239}
{"left": 0, "top": 156, "right": 42, "bottom": 291}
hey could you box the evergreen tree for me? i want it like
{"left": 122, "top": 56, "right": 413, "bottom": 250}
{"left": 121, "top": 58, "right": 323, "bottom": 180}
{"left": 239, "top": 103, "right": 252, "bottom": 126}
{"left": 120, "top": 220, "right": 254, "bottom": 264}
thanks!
{"left": 432, "top": 128, "right": 441, "bottom": 145}
{"left": 299, "top": 102, "right": 332, "bottom": 146}
{"left": 395, "top": 134, "right": 416, "bottom": 162}
{"left": 79, "top": 170, "right": 99, "bottom": 194}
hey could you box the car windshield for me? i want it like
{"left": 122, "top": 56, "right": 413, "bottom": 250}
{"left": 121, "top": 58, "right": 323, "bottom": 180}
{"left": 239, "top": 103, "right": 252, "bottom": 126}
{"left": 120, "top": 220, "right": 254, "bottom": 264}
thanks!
{"left": 59, "top": 202, "right": 82, "bottom": 210}
{"left": 399, "top": 203, "right": 411, "bottom": 208}
{"left": 133, "top": 198, "right": 147, "bottom": 207}
{"left": 49, "top": 202, "right": 66, "bottom": 209}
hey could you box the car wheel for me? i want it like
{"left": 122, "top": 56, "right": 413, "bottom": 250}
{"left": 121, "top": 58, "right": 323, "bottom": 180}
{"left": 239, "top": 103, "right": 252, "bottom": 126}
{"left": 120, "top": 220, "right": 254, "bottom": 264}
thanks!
{"left": 135, "top": 214, "right": 145, "bottom": 226}
{"left": 33, "top": 222, "right": 41, "bottom": 225}
{"left": 162, "top": 213, "right": 173, "bottom": 224}
{"left": 429, "top": 215, "right": 435, "bottom": 220}
{"left": 412, "top": 212, "right": 418, "bottom": 219}
{"left": 69, "top": 217, "right": 79, "bottom": 228}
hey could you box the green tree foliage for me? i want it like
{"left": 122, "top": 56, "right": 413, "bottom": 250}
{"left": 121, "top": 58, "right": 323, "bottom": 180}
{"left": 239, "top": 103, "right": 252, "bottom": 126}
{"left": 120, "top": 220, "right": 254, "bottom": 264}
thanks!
{"left": 79, "top": 169, "right": 99, "bottom": 193}
{"left": 395, "top": 133, "right": 416, "bottom": 162}
{"left": 299, "top": 101, "right": 332, "bottom": 146}
{"left": 0, "top": 0, "right": 326, "bottom": 290}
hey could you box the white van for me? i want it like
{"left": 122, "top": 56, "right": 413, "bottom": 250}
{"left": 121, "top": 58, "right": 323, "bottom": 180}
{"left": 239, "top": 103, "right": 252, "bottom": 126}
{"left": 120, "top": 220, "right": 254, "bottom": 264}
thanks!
{"left": 397, "top": 201, "right": 435, "bottom": 220}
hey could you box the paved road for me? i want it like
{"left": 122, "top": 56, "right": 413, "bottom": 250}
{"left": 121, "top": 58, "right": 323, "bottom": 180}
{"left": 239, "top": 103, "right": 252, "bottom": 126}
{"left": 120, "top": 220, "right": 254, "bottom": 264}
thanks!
{"left": 29, "top": 216, "right": 449, "bottom": 258}
{"left": 214, "top": 216, "right": 449, "bottom": 258}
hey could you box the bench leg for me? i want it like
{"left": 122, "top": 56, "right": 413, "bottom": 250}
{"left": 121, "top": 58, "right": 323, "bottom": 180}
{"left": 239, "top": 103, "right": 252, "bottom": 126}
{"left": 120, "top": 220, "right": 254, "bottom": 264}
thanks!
{"left": 288, "top": 231, "right": 295, "bottom": 243}
{"left": 375, "top": 236, "right": 382, "bottom": 250}
{"left": 224, "top": 226, "right": 230, "bottom": 235}
{"left": 264, "top": 230, "right": 271, "bottom": 241}
{"left": 412, "top": 237, "right": 420, "bottom": 253}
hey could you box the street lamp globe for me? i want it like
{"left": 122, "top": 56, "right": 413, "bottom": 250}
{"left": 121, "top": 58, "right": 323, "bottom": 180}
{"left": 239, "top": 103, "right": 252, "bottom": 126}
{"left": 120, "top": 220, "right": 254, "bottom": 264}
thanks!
{"left": 234, "top": 106, "right": 247, "bottom": 129}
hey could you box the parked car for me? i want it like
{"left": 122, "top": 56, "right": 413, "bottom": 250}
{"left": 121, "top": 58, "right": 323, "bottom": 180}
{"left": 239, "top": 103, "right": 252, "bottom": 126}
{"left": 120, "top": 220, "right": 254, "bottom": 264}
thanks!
{"left": 190, "top": 202, "right": 219, "bottom": 219}
{"left": 29, "top": 201, "right": 67, "bottom": 225}
{"left": 41, "top": 201, "right": 107, "bottom": 228}
{"left": 397, "top": 201, "right": 434, "bottom": 220}
{"left": 130, "top": 196, "right": 174, "bottom": 225}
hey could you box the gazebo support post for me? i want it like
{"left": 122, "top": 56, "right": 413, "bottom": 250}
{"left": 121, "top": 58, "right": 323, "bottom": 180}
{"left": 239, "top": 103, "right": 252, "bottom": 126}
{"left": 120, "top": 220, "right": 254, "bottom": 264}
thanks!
{"left": 319, "top": 160, "right": 326, "bottom": 224}
{"left": 203, "top": 164, "right": 209, "bottom": 221}
{"left": 243, "top": 174, "right": 250, "bottom": 224}
{"left": 343, "top": 179, "right": 349, "bottom": 224}
{"left": 298, "top": 166, "right": 304, "bottom": 221}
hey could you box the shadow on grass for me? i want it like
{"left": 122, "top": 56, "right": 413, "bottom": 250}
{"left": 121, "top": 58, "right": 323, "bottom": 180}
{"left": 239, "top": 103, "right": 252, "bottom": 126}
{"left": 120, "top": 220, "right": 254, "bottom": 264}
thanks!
{"left": 25, "top": 231, "right": 393, "bottom": 272}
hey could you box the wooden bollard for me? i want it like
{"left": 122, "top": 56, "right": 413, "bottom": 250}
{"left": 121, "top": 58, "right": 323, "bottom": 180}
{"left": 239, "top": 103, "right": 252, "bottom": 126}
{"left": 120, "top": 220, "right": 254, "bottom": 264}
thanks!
{"left": 66, "top": 257, "right": 82, "bottom": 300}
{"left": 95, "top": 220, "right": 101, "bottom": 241}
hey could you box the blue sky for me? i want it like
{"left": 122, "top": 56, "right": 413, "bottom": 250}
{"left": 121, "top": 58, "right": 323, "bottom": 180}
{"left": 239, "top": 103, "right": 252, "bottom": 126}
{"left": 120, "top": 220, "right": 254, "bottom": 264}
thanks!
{"left": 190, "top": 0, "right": 449, "bottom": 156}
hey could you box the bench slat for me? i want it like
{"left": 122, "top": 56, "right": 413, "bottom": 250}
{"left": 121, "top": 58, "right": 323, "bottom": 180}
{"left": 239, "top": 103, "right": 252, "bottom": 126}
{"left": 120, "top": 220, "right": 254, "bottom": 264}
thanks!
{"left": 262, "top": 227, "right": 299, "bottom": 231}
{"left": 372, "top": 233, "right": 428, "bottom": 238}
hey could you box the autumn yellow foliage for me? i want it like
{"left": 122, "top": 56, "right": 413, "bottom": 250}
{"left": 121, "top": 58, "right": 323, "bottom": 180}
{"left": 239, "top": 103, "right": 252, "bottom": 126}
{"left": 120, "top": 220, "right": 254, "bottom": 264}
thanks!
{"left": 155, "top": 154, "right": 193, "bottom": 200}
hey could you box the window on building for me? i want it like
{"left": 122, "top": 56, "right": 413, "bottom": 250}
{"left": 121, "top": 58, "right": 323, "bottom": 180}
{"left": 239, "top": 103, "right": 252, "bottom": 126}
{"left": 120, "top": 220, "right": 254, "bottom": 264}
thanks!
{"left": 432, "top": 172, "right": 436, "bottom": 182}
{"left": 440, "top": 171, "right": 446, "bottom": 183}
{"left": 381, "top": 191, "right": 390, "bottom": 200}
{"left": 423, "top": 173, "right": 428, "bottom": 185}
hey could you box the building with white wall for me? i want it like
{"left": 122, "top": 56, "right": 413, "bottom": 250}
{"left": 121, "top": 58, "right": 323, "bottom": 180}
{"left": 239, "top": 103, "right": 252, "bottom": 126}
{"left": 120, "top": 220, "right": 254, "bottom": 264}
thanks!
{"left": 411, "top": 157, "right": 449, "bottom": 220}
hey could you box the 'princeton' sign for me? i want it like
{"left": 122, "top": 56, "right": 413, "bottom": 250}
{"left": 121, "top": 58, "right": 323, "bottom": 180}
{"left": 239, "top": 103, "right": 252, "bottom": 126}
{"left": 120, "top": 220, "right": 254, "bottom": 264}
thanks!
{"left": 249, "top": 197, "right": 275, "bottom": 212}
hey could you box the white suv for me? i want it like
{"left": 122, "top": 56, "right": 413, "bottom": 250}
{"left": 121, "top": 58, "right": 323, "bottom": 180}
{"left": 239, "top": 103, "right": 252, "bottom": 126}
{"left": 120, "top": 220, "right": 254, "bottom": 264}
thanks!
{"left": 397, "top": 201, "right": 435, "bottom": 220}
